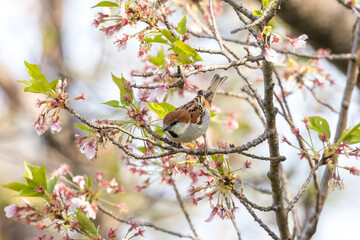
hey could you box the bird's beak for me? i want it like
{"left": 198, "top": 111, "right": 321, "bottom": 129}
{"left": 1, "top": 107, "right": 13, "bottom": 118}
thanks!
{"left": 162, "top": 124, "right": 169, "bottom": 132}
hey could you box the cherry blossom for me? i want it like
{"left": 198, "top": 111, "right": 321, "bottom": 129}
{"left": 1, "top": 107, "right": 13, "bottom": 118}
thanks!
{"left": 79, "top": 140, "right": 97, "bottom": 160}
{"left": 264, "top": 45, "right": 284, "bottom": 64}
{"left": 147, "top": 84, "right": 167, "bottom": 102}
{"left": 50, "top": 119, "right": 62, "bottom": 134}
{"left": 4, "top": 204, "right": 18, "bottom": 218}
{"left": 287, "top": 34, "right": 308, "bottom": 50}
{"left": 72, "top": 176, "right": 86, "bottom": 189}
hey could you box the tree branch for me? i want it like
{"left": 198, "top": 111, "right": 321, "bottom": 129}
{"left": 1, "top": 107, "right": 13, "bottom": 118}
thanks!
{"left": 300, "top": 20, "right": 360, "bottom": 240}
{"left": 263, "top": 58, "right": 291, "bottom": 239}
{"left": 98, "top": 204, "right": 196, "bottom": 239}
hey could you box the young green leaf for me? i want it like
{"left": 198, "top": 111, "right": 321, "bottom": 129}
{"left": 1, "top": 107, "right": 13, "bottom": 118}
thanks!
{"left": 75, "top": 124, "right": 92, "bottom": 132}
{"left": 308, "top": 116, "right": 331, "bottom": 139}
{"left": 49, "top": 78, "right": 60, "bottom": 91}
{"left": 142, "top": 34, "right": 168, "bottom": 44}
{"left": 91, "top": 1, "right": 119, "bottom": 8}
{"left": 74, "top": 209, "right": 98, "bottom": 238}
{"left": 149, "top": 49, "right": 166, "bottom": 66}
{"left": 2, "top": 182, "right": 29, "bottom": 192}
{"left": 337, "top": 122, "right": 360, "bottom": 144}
{"left": 161, "top": 29, "right": 175, "bottom": 43}
{"left": 111, "top": 73, "right": 134, "bottom": 106}
{"left": 262, "top": 0, "right": 270, "bottom": 9}
{"left": 253, "top": 10, "right": 262, "bottom": 17}
{"left": 47, "top": 177, "right": 58, "bottom": 193}
{"left": 102, "top": 100, "right": 122, "bottom": 108}
{"left": 146, "top": 102, "right": 176, "bottom": 118}
{"left": 84, "top": 175, "right": 92, "bottom": 188}
{"left": 19, "top": 61, "right": 59, "bottom": 95}
{"left": 23, "top": 163, "right": 47, "bottom": 192}
{"left": 177, "top": 16, "right": 187, "bottom": 35}
{"left": 171, "top": 40, "right": 203, "bottom": 64}
{"left": 17, "top": 186, "right": 46, "bottom": 198}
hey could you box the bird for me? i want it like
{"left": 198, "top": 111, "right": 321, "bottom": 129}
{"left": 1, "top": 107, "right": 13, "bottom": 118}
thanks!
{"left": 162, "top": 74, "right": 228, "bottom": 145}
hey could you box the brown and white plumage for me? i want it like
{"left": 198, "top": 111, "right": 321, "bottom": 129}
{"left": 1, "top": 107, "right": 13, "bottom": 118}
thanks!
{"left": 162, "top": 74, "right": 228, "bottom": 143}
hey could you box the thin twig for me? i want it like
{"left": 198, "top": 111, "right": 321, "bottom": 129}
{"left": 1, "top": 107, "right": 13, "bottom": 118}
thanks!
{"left": 240, "top": 151, "right": 285, "bottom": 161}
{"left": 223, "top": 0, "right": 258, "bottom": 22}
{"left": 98, "top": 204, "right": 196, "bottom": 239}
{"left": 305, "top": 85, "right": 339, "bottom": 113}
{"left": 230, "top": 216, "right": 242, "bottom": 240}
{"left": 276, "top": 50, "right": 357, "bottom": 61}
{"left": 232, "top": 188, "right": 275, "bottom": 212}
{"left": 231, "top": 0, "right": 281, "bottom": 34}
{"left": 172, "top": 182, "right": 199, "bottom": 239}
{"left": 239, "top": 200, "right": 280, "bottom": 240}
{"left": 286, "top": 159, "right": 326, "bottom": 213}
{"left": 280, "top": 167, "right": 302, "bottom": 238}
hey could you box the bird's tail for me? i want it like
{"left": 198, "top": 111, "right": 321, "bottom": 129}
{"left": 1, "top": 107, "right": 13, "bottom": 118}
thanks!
{"left": 205, "top": 74, "right": 228, "bottom": 104}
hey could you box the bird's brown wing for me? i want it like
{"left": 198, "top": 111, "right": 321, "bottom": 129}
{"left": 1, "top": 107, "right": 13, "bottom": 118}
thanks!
{"left": 178, "top": 94, "right": 206, "bottom": 124}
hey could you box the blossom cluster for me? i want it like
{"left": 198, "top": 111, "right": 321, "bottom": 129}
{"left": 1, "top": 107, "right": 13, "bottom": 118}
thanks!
{"left": 33, "top": 79, "right": 86, "bottom": 136}
{"left": 281, "top": 116, "right": 360, "bottom": 191}
{"left": 3, "top": 163, "right": 129, "bottom": 240}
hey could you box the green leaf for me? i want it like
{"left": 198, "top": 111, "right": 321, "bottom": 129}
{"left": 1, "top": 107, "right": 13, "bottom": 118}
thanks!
{"left": 142, "top": 34, "right": 168, "bottom": 44}
{"left": 111, "top": 73, "right": 134, "bottom": 106}
{"left": 47, "top": 177, "right": 58, "bottom": 193}
{"left": 210, "top": 111, "right": 217, "bottom": 118}
{"left": 154, "top": 126, "right": 164, "bottom": 134}
{"left": 75, "top": 124, "right": 92, "bottom": 132}
{"left": 177, "top": 16, "right": 187, "bottom": 35}
{"left": 91, "top": 1, "right": 119, "bottom": 8}
{"left": 24, "top": 61, "right": 47, "bottom": 83}
{"left": 136, "top": 147, "right": 146, "bottom": 153}
{"left": 49, "top": 78, "right": 60, "bottom": 91}
{"left": 338, "top": 122, "right": 360, "bottom": 144}
{"left": 17, "top": 186, "right": 46, "bottom": 198}
{"left": 2, "top": 182, "right": 29, "bottom": 192}
{"left": 171, "top": 40, "right": 202, "bottom": 64}
{"left": 74, "top": 209, "right": 98, "bottom": 238}
{"left": 149, "top": 49, "right": 166, "bottom": 66}
{"left": 102, "top": 100, "right": 123, "bottom": 108}
{"left": 21, "top": 61, "right": 51, "bottom": 94}
{"left": 308, "top": 116, "right": 331, "bottom": 140}
{"left": 161, "top": 29, "right": 175, "bottom": 43}
{"left": 253, "top": 10, "right": 262, "bottom": 17}
{"left": 24, "top": 161, "right": 47, "bottom": 190}
{"left": 19, "top": 61, "right": 58, "bottom": 95}
{"left": 84, "top": 175, "right": 92, "bottom": 188}
{"left": 146, "top": 102, "right": 176, "bottom": 118}
{"left": 262, "top": 0, "right": 270, "bottom": 9}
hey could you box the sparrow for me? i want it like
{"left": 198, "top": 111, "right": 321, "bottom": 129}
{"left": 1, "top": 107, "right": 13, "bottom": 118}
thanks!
{"left": 162, "top": 74, "right": 228, "bottom": 143}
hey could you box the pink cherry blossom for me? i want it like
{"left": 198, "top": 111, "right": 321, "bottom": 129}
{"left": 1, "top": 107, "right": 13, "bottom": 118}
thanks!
{"left": 288, "top": 34, "right": 308, "bottom": 50}
{"left": 52, "top": 164, "right": 70, "bottom": 177}
{"left": 264, "top": 45, "right": 284, "bottom": 64}
{"left": 79, "top": 140, "right": 97, "bottom": 160}
{"left": 72, "top": 176, "right": 86, "bottom": 189}
{"left": 50, "top": 119, "right": 62, "bottom": 134}
{"left": 225, "top": 119, "right": 239, "bottom": 130}
{"left": 4, "top": 204, "right": 18, "bottom": 218}
{"left": 205, "top": 206, "right": 219, "bottom": 222}
{"left": 86, "top": 203, "right": 98, "bottom": 219}
{"left": 33, "top": 115, "right": 49, "bottom": 135}
{"left": 148, "top": 84, "right": 167, "bottom": 103}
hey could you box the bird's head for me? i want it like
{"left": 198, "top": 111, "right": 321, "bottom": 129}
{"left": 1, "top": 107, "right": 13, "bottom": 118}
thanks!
{"left": 162, "top": 109, "right": 190, "bottom": 134}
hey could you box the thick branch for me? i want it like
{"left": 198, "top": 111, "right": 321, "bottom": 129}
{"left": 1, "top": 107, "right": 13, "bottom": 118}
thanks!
{"left": 263, "top": 59, "right": 291, "bottom": 239}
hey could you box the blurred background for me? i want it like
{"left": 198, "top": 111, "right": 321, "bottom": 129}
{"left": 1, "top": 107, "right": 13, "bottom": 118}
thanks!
{"left": 1, "top": 0, "right": 360, "bottom": 239}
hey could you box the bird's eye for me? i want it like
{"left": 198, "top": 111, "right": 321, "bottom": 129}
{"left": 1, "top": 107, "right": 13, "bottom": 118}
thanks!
{"left": 170, "top": 120, "right": 178, "bottom": 127}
